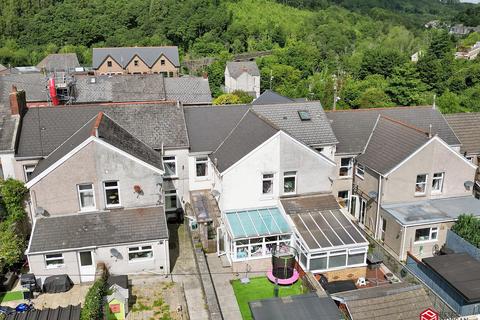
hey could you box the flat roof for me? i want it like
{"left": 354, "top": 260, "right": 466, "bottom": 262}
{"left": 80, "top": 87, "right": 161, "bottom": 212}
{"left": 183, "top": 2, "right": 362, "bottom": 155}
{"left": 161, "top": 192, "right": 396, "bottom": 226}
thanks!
{"left": 382, "top": 196, "right": 480, "bottom": 226}
{"left": 249, "top": 293, "right": 342, "bottom": 320}
{"left": 289, "top": 209, "right": 368, "bottom": 251}
{"left": 225, "top": 207, "right": 291, "bottom": 239}
{"left": 423, "top": 253, "right": 480, "bottom": 303}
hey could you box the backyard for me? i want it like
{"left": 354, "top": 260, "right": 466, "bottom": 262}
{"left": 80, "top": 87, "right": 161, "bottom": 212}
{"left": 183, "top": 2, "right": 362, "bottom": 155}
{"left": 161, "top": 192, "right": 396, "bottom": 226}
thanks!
{"left": 231, "top": 276, "right": 307, "bottom": 320}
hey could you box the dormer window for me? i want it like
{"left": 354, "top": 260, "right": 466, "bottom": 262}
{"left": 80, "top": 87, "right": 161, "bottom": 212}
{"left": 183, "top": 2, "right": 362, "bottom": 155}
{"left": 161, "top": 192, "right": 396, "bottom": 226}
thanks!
{"left": 298, "top": 110, "right": 311, "bottom": 121}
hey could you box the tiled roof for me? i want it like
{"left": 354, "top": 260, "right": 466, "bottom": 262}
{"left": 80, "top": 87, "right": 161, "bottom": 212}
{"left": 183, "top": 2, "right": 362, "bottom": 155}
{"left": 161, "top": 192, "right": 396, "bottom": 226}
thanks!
{"left": 332, "top": 283, "right": 433, "bottom": 320}
{"left": 6, "top": 304, "right": 81, "bottom": 320}
{"left": 92, "top": 46, "right": 180, "bottom": 69}
{"left": 252, "top": 90, "right": 294, "bottom": 105}
{"left": 211, "top": 109, "right": 278, "bottom": 172}
{"left": 164, "top": 76, "right": 212, "bottom": 104}
{"left": 445, "top": 112, "right": 480, "bottom": 155}
{"left": 30, "top": 112, "right": 164, "bottom": 180}
{"left": 252, "top": 101, "right": 338, "bottom": 146}
{"left": 356, "top": 116, "right": 430, "bottom": 175}
{"left": 36, "top": 53, "right": 81, "bottom": 72}
{"left": 28, "top": 206, "right": 168, "bottom": 253}
{"left": 0, "top": 73, "right": 48, "bottom": 103}
{"left": 16, "top": 103, "right": 189, "bottom": 157}
{"left": 226, "top": 61, "right": 260, "bottom": 78}
{"left": 326, "top": 107, "right": 460, "bottom": 155}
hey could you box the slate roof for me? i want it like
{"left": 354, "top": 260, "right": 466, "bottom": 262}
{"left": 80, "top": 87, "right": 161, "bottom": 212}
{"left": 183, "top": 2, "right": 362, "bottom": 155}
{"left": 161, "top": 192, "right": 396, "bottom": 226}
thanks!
{"left": 332, "top": 283, "right": 433, "bottom": 320}
{"left": 36, "top": 53, "right": 81, "bottom": 72}
{"left": 445, "top": 112, "right": 480, "bottom": 155}
{"left": 16, "top": 103, "right": 189, "bottom": 158}
{"left": 423, "top": 253, "right": 480, "bottom": 303}
{"left": 326, "top": 107, "right": 460, "bottom": 155}
{"left": 92, "top": 46, "right": 180, "bottom": 69}
{"left": 184, "top": 105, "right": 249, "bottom": 153}
{"left": 29, "top": 112, "right": 164, "bottom": 180}
{"left": 226, "top": 61, "right": 260, "bottom": 78}
{"left": 6, "top": 304, "right": 81, "bottom": 320}
{"left": 249, "top": 293, "right": 342, "bottom": 320}
{"left": 164, "top": 76, "right": 212, "bottom": 104}
{"left": 211, "top": 109, "right": 278, "bottom": 172}
{"left": 356, "top": 116, "right": 430, "bottom": 175}
{"left": 0, "top": 73, "right": 48, "bottom": 103}
{"left": 252, "top": 90, "right": 294, "bottom": 105}
{"left": 252, "top": 101, "right": 338, "bottom": 146}
{"left": 29, "top": 206, "right": 168, "bottom": 253}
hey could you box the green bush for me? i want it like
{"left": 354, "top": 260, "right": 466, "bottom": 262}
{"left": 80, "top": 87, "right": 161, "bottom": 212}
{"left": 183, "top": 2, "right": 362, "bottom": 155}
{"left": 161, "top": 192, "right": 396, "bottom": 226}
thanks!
{"left": 0, "top": 179, "right": 28, "bottom": 215}
{"left": 451, "top": 214, "right": 480, "bottom": 248}
{"left": 81, "top": 277, "right": 107, "bottom": 320}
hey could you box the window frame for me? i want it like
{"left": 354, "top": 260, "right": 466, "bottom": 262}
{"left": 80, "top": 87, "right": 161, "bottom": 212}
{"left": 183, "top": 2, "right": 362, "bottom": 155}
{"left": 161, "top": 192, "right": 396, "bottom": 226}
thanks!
{"left": 134, "top": 60, "right": 139, "bottom": 67}
{"left": 77, "top": 183, "right": 96, "bottom": 212}
{"left": 23, "top": 164, "right": 36, "bottom": 182}
{"left": 103, "top": 181, "right": 121, "bottom": 208}
{"left": 160, "top": 59, "right": 166, "bottom": 66}
{"left": 107, "top": 60, "right": 112, "bottom": 67}
{"left": 337, "top": 190, "right": 350, "bottom": 209}
{"left": 128, "top": 245, "right": 154, "bottom": 262}
{"left": 339, "top": 157, "right": 353, "bottom": 178}
{"left": 262, "top": 173, "right": 274, "bottom": 195}
{"left": 163, "top": 155, "right": 177, "bottom": 178}
{"left": 432, "top": 172, "right": 444, "bottom": 194}
{"left": 415, "top": 174, "right": 428, "bottom": 196}
{"left": 45, "top": 253, "right": 65, "bottom": 269}
{"left": 355, "top": 163, "right": 365, "bottom": 179}
{"left": 283, "top": 171, "right": 297, "bottom": 195}
{"left": 414, "top": 227, "right": 439, "bottom": 243}
{"left": 164, "top": 189, "right": 178, "bottom": 213}
{"left": 195, "top": 156, "right": 208, "bottom": 178}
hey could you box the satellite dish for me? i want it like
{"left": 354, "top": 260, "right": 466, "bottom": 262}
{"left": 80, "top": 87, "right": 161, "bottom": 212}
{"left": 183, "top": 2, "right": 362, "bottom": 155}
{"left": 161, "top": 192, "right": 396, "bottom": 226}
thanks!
{"left": 110, "top": 248, "right": 123, "bottom": 260}
{"left": 35, "top": 207, "right": 46, "bottom": 216}
{"left": 432, "top": 244, "right": 440, "bottom": 256}
{"left": 464, "top": 181, "right": 474, "bottom": 190}
{"left": 368, "top": 191, "right": 378, "bottom": 199}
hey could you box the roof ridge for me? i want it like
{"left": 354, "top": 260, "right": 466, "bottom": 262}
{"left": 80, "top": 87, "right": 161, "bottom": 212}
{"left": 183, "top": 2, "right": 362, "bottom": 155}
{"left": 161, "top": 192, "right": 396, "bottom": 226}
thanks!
{"left": 380, "top": 115, "right": 430, "bottom": 136}
{"left": 325, "top": 106, "right": 433, "bottom": 113}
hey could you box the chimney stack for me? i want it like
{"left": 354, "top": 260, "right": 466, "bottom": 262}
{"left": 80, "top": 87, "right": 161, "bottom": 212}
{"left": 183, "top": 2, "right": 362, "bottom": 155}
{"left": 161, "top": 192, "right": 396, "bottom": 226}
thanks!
{"left": 9, "top": 85, "right": 27, "bottom": 117}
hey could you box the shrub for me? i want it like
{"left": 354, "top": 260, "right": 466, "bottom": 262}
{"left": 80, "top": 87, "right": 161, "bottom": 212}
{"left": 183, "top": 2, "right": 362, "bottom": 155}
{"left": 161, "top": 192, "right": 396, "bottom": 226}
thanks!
{"left": 451, "top": 214, "right": 480, "bottom": 248}
{"left": 0, "top": 178, "right": 28, "bottom": 215}
{"left": 80, "top": 277, "right": 107, "bottom": 320}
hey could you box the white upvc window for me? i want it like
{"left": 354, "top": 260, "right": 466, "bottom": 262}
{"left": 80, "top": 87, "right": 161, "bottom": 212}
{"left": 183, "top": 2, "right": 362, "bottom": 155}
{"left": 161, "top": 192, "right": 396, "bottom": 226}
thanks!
{"left": 195, "top": 156, "right": 208, "bottom": 177}
{"left": 128, "top": 245, "right": 154, "bottom": 261}
{"left": 415, "top": 174, "right": 428, "bottom": 195}
{"left": 165, "top": 189, "right": 178, "bottom": 212}
{"left": 262, "top": 173, "right": 274, "bottom": 195}
{"left": 355, "top": 163, "right": 365, "bottom": 179}
{"left": 103, "top": 181, "right": 120, "bottom": 208}
{"left": 77, "top": 184, "right": 96, "bottom": 211}
{"left": 415, "top": 227, "right": 438, "bottom": 243}
{"left": 283, "top": 171, "right": 297, "bottom": 194}
{"left": 163, "top": 156, "right": 177, "bottom": 177}
{"left": 337, "top": 190, "right": 350, "bottom": 209}
{"left": 23, "top": 165, "right": 36, "bottom": 182}
{"left": 45, "top": 253, "right": 64, "bottom": 268}
{"left": 432, "top": 172, "right": 444, "bottom": 194}
{"left": 339, "top": 157, "right": 353, "bottom": 177}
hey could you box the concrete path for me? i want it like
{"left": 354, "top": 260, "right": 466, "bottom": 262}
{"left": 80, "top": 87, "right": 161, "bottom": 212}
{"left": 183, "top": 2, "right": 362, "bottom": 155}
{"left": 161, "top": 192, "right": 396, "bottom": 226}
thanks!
{"left": 170, "top": 223, "right": 209, "bottom": 320}
{"left": 205, "top": 253, "right": 243, "bottom": 320}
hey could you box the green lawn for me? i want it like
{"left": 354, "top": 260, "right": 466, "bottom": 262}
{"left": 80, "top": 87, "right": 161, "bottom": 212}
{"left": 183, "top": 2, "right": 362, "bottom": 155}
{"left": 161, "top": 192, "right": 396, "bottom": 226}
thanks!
{"left": 231, "top": 276, "right": 306, "bottom": 320}
{"left": 0, "top": 291, "right": 24, "bottom": 303}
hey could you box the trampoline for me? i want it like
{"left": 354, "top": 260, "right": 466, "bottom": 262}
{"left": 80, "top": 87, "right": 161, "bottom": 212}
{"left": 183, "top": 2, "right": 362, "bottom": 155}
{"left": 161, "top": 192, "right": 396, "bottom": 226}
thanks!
{"left": 267, "top": 245, "right": 299, "bottom": 285}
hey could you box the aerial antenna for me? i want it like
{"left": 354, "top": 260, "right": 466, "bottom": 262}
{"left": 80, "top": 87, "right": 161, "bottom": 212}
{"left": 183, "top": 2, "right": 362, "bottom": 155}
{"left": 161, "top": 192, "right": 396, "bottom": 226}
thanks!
{"left": 432, "top": 94, "right": 436, "bottom": 109}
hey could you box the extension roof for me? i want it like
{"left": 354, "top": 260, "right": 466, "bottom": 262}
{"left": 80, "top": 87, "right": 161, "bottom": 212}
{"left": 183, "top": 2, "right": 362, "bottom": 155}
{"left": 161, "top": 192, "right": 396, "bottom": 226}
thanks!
{"left": 36, "top": 53, "right": 81, "bottom": 72}
{"left": 226, "top": 61, "right": 260, "bottom": 78}
{"left": 16, "top": 103, "right": 189, "bottom": 158}
{"left": 5, "top": 304, "right": 81, "bottom": 320}
{"left": 210, "top": 109, "right": 279, "bottom": 172}
{"left": 252, "top": 90, "right": 294, "bottom": 105}
{"left": 423, "top": 253, "right": 480, "bottom": 303}
{"left": 92, "top": 46, "right": 180, "bottom": 69}
{"left": 332, "top": 283, "right": 433, "bottom": 320}
{"left": 326, "top": 106, "right": 460, "bottom": 155}
{"left": 29, "top": 112, "right": 163, "bottom": 181}
{"left": 28, "top": 206, "right": 168, "bottom": 253}
{"left": 445, "top": 112, "right": 480, "bottom": 155}
{"left": 249, "top": 293, "right": 342, "bottom": 320}
{"left": 356, "top": 116, "right": 430, "bottom": 175}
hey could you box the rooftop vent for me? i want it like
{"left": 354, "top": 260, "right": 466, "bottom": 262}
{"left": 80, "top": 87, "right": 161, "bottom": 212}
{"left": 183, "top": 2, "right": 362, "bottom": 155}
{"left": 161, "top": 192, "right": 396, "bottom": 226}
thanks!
{"left": 90, "top": 77, "right": 96, "bottom": 84}
{"left": 297, "top": 110, "right": 311, "bottom": 121}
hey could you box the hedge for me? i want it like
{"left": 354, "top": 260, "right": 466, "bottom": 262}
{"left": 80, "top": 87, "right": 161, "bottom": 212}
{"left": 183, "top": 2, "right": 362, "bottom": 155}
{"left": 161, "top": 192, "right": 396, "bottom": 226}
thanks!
{"left": 81, "top": 277, "right": 107, "bottom": 320}
{"left": 451, "top": 214, "right": 480, "bottom": 248}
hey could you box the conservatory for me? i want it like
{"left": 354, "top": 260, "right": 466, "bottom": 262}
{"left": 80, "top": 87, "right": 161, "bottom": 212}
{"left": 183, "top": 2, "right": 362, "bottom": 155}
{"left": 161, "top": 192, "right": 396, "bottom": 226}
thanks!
{"left": 222, "top": 207, "right": 292, "bottom": 262}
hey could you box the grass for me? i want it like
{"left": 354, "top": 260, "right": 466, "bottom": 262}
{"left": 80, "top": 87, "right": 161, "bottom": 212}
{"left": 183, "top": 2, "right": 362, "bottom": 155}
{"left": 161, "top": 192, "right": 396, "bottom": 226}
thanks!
{"left": 231, "top": 276, "right": 306, "bottom": 320}
{"left": 0, "top": 291, "right": 24, "bottom": 303}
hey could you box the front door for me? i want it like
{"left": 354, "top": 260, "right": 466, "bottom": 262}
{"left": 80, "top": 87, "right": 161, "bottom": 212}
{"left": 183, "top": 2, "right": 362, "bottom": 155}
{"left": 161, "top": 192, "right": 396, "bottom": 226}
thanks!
{"left": 78, "top": 251, "right": 95, "bottom": 282}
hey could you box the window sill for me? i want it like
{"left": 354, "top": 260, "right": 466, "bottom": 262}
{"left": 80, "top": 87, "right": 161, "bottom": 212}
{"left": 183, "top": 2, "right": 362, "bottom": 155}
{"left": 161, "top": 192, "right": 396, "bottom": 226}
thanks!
{"left": 414, "top": 193, "right": 426, "bottom": 197}
{"left": 338, "top": 176, "right": 353, "bottom": 180}
{"left": 414, "top": 239, "right": 438, "bottom": 244}
{"left": 283, "top": 192, "right": 296, "bottom": 196}
{"left": 79, "top": 208, "right": 97, "bottom": 213}
{"left": 46, "top": 264, "right": 65, "bottom": 269}
{"left": 194, "top": 176, "right": 209, "bottom": 182}
{"left": 106, "top": 205, "right": 123, "bottom": 210}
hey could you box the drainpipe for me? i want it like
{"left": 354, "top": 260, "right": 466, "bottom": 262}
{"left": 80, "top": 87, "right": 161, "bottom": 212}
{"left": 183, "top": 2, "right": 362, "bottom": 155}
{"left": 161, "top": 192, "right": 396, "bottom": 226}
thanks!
{"left": 374, "top": 176, "right": 383, "bottom": 239}
{"left": 400, "top": 225, "right": 407, "bottom": 261}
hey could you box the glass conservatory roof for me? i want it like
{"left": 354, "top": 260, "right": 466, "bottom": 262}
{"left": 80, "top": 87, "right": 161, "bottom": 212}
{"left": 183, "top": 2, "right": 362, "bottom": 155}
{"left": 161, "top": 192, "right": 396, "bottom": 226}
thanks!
{"left": 225, "top": 207, "right": 291, "bottom": 239}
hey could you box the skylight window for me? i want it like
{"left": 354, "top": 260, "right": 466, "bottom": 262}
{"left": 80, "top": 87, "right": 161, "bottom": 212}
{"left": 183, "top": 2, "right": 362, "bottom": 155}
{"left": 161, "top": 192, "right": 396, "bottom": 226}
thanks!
{"left": 298, "top": 110, "right": 311, "bottom": 121}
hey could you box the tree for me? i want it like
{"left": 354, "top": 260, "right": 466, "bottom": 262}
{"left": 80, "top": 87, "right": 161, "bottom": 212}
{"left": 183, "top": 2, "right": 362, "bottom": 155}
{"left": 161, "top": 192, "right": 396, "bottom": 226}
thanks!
{"left": 437, "top": 90, "right": 466, "bottom": 114}
{"left": 231, "top": 90, "right": 254, "bottom": 104}
{"left": 358, "top": 47, "right": 406, "bottom": 79}
{"left": 386, "top": 63, "right": 428, "bottom": 106}
{"left": 213, "top": 93, "right": 241, "bottom": 105}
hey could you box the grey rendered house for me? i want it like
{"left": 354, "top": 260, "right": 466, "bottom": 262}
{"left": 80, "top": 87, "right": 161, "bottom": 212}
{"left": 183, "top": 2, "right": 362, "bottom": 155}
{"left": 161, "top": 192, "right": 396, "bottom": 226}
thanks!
{"left": 325, "top": 106, "right": 461, "bottom": 214}
{"left": 354, "top": 115, "right": 479, "bottom": 261}
{"left": 25, "top": 112, "right": 170, "bottom": 283}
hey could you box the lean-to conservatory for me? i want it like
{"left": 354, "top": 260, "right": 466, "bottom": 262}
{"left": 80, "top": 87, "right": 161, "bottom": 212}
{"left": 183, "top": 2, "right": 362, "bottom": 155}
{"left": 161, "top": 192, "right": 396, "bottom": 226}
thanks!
{"left": 221, "top": 207, "right": 292, "bottom": 262}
